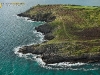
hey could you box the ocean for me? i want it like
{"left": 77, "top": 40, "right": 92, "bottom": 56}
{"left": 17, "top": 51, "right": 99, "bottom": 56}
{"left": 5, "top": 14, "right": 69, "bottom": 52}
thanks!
{"left": 0, "top": 0, "right": 100, "bottom": 75}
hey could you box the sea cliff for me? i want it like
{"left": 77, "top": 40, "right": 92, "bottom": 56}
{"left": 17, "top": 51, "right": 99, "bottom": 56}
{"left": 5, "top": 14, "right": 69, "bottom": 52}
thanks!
{"left": 17, "top": 4, "right": 100, "bottom": 64}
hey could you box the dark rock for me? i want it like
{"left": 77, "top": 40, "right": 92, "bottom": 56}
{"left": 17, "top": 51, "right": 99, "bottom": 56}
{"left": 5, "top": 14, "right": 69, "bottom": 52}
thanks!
{"left": 17, "top": 13, "right": 30, "bottom": 17}
{"left": 18, "top": 46, "right": 34, "bottom": 54}
{"left": 17, "top": 11, "right": 55, "bottom": 41}
{"left": 44, "top": 34, "right": 54, "bottom": 40}
{"left": 35, "top": 23, "right": 54, "bottom": 40}
{"left": 42, "top": 54, "right": 66, "bottom": 64}
{"left": 35, "top": 23, "right": 53, "bottom": 34}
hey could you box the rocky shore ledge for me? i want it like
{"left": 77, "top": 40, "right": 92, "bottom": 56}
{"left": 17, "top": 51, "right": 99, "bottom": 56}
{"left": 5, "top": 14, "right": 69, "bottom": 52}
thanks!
{"left": 18, "top": 44, "right": 100, "bottom": 64}
{"left": 17, "top": 4, "right": 100, "bottom": 64}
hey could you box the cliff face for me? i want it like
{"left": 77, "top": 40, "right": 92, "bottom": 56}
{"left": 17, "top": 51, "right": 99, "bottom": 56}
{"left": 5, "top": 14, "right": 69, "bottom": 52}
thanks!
{"left": 17, "top": 12, "right": 56, "bottom": 22}
{"left": 18, "top": 43, "right": 100, "bottom": 64}
{"left": 17, "top": 4, "right": 100, "bottom": 64}
{"left": 35, "top": 23, "right": 54, "bottom": 40}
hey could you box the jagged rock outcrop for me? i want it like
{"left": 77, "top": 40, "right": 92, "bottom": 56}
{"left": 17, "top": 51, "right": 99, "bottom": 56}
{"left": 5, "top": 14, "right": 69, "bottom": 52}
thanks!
{"left": 17, "top": 12, "right": 55, "bottom": 40}
{"left": 18, "top": 44, "right": 100, "bottom": 64}
{"left": 17, "top": 12, "right": 56, "bottom": 22}
{"left": 35, "top": 23, "right": 54, "bottom": 40}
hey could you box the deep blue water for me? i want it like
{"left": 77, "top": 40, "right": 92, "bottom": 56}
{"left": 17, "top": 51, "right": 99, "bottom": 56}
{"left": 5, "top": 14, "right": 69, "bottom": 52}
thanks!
{"left": 0, "top": 0, "right": 100, "bottom": 75}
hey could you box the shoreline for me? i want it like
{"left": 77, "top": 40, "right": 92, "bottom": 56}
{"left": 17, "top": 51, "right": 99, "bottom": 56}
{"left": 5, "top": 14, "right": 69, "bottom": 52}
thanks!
{"left": 16, "top": 4, "right": 100, "bottom": 64}
{"left": 13, "top": 44, "right": 99, "bottom": 71}
{"left": 14, "top": 46, "right": 87, "bottom": 69}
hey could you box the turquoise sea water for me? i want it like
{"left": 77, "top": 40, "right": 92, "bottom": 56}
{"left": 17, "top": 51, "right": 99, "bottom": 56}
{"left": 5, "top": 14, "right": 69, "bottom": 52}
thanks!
{"left": 0, "top": 0, "right": 100, "bottom": 75}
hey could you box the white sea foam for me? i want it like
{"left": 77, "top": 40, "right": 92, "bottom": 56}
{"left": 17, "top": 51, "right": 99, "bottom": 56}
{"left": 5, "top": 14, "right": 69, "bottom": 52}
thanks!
{"left": 13, "top": 15, "right": 35, "bottom": 23}
{"left": 48, "top": 62, "right": 85, "bottom": 67}
{"left": 24, "top": 17, "right": 35, "bottom": 23}
{"left": 14, "top": 46, "right": 46, "bottom": 66}
{"left": 13, "top": 15, "right": 22, "bottom": 19}
{"left": 35, "top": 57, "right": 46, "bottom": 66}
{"left": 33, "top": 30, "right": 45, "bottom": 43}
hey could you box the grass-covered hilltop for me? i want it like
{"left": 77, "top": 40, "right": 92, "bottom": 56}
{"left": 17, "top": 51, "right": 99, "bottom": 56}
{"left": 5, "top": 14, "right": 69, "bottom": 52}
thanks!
{"left": 18, "top": 4, "right": 100, "bottom": 64}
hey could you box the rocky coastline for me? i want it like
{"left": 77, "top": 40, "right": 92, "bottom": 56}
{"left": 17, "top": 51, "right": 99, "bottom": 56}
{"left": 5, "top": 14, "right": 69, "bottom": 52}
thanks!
{"left": 16, "top": 5, "right": 100, "bottom": 64}
{"left": 17, "top": 13, "right": 100, "bottom": 64}
{"left": 18, "top": 44, "right": 100, "bottom": 64}
{"left": 17, "top": 12, "right": 55, "bottom": 40}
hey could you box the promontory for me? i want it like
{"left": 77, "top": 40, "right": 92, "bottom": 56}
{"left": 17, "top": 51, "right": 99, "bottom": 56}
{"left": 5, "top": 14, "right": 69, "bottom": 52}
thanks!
{"left": 17, "top": 4, "right": 100, "bottom": 64}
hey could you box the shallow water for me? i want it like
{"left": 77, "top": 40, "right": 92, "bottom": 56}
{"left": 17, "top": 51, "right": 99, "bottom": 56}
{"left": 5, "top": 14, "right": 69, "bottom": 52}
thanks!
{"left": 0, "top": 0, "right": 100, "bottom": 75}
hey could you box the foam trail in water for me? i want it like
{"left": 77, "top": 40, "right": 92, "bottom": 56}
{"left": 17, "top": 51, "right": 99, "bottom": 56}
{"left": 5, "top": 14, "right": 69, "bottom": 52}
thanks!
{"left": 48, "top": 62, "right": 85, "bottom": 67}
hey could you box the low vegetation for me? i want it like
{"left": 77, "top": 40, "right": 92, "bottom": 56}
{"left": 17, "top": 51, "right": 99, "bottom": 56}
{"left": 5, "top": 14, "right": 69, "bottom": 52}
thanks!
{"left": 20, "top": 4, "right": 100, "bottom": 57}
